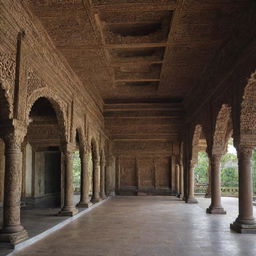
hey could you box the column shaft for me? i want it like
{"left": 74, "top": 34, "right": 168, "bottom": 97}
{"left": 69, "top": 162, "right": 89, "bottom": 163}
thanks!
{"left": 205, "top": 164, "right": 212, "bottom": 198}
{"left": 206, "top": 154, "right": 226, "bottom": 214}
{"left": 179, "top": 163, "right": 184, "bottom": 200}
{"left": 176, "top": 164, "right": 180, "bottom": 197}
{"left": 100, "top": 160, "right": 106, "bottom": 199}
{"left": 92, "top": 159, "right": 101, "bottom": 203}
{"left": 230, "top": 146, "right": 256, "bottom": 233}
{"left": 77, "top": 151, "right": 92, "bottom": 208}
{"left": 59, "top": 150, "right": 78, "bottom": 216}
{"left": 186, "top": 161, "right": 198, "bottom": 203}
{"left": 0, "top": 132, "right": 28, "bottom": 244}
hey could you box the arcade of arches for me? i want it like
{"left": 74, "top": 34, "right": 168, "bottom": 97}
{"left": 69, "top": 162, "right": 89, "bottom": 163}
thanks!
{"left": 1, "top": 0, "right": 256, "bottom": 251}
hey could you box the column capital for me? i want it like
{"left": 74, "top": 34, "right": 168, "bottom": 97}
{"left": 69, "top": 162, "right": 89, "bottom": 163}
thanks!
{"left": 238, "top": 145, "right": 253, "bottom": 157}
{"left": 61, "top": 142, "right": 76, "bottom": 155}
{"left": 1, "top": 121, "right": 27, "bottom": 151}
{"left": 211, "top": 153, "right": 222, "bottom": 161}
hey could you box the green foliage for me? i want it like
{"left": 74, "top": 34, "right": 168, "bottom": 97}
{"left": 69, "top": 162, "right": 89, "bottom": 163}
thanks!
{"left": 194, "top": 152, "right": 208, "bottom": 184}
{"left": 220, "top": 153, "right": 238, "bottom": 187}
{"left": 195, "top": 147, "right": 256, "bottom": 195}
{"left": 73, "top": 151, "right": 81, "bottom": 190}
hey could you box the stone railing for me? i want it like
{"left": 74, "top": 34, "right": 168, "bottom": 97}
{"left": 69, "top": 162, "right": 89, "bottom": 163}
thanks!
{"left": 195, "top": 183, "right": 239, "bottom": 197}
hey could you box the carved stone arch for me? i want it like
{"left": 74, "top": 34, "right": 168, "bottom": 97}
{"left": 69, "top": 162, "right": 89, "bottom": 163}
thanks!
{"left": 212, "top": 104, "right": 232, "bottom": 155}
{"left": 0, "top": 82, "right": 12, "bottom": 121}
{"left": 25, "top": 88, "right": 68, "bottom": 142}
{"left": 240, "top": 71, "right": 256, "bottom": 147}
{"left": 191, "top": 124, "right": 203, "bottom": 164}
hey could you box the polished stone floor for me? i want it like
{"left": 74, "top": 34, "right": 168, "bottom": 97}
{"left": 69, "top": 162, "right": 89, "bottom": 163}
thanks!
{"left": 8, "top": 196, "right": 256, "bottom": 256}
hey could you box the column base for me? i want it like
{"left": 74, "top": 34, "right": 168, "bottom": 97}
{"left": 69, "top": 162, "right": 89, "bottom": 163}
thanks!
{"left": 91, "top": 197, "right": 101, "bottom": 204}
{"left": 76, "top": 201, "right": 93, "bottom": 208}
{"left": 186, "top": 197, "right": 198, "bottom": 204}
{"left": 58, "top": 207, "right": 78, "bottom": 216}
{"left": 0, "top": 229, "right": 28, "bottom": 247}
{"left": 176, "top": 193, "right": 181, "bottom": 198}
{"left": 206, "top": 206, "right": 226, "bottom": 214}
{"left": 230, "top": 221, "right": 256, "bottom": 234}
{"left": 100, "top": 195, "right": 107, "bottom": 200}
{"left": 205, "top": 193, "right": 211, "bottom": 198}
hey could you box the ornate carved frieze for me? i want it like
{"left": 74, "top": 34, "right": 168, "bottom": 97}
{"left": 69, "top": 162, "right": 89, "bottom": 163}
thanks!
{"left": 26, "top": 68, "right": 46, "bottom": 96}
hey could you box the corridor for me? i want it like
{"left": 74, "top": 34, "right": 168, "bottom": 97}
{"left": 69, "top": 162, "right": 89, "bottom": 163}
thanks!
{"left": 12, "top": 196, "right": 256, "bottom": 256}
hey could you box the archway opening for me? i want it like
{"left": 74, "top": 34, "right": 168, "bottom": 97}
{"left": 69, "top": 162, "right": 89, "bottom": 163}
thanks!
{"left": 220, "top": 138, "right": 238, "bottom": 197}
{"left": 73, "top": 131, "right": 81, "bottom": 205}
{"left": 23, "top": 97, "right": 63, "bottom": 209}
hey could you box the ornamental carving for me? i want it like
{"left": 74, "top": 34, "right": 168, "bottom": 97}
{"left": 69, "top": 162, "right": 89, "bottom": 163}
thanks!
{"left": 212, "top": 104, "right": 232, "bottom": 155}
{"left": 240, "top": 71, "right": 256, "bottom": 146}
{"left": 26, "top": 68, "right": 46, "bottom": 96}
{"left": 0, "top": 53, "right": 15, "bottom": 117}
{"left": 191, "top": 124, "right": 202, "bottom": 164}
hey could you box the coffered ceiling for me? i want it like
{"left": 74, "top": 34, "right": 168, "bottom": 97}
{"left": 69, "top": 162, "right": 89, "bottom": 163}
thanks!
{"left": 24, "top": 0, "right": 252, "bottom": 103}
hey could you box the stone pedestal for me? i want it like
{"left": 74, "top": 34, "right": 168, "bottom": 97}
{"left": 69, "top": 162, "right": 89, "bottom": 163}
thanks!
{"left": 206, "top": 154, "right": 226, "bottom": 214}
{"left": 186, "top": 161, "right": 198, "bottom": 204}
{"left": 59, "top": 147, "right": 78, "bottom": 216}
{"left": 91, "top": 159, "right": 101, "bottom": 203}
{"left": 77, "top": 149, "right": 92, "bottom": 208}
{"left": 0, "top": 129, "right": 28, "bottom": 245}
{"left": 230, "top": 146, "right": 256, "bottom": 233}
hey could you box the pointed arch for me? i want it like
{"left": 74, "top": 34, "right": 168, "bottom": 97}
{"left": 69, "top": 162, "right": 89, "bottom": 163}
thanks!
{"left": 191, "top": 124, "right": 203, "bottom": 164}
{"left": 212, "top": 104, "right": 232, "bottom": 155}
{"left": 26, "top": 88, "right": 68, "bottom": 142}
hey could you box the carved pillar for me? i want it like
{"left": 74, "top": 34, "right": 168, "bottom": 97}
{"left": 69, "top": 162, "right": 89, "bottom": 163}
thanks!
{"left": 179, "top": 163, "right": 184, "bottom": 200}
{"left": 186, "top": 160, "right": 198, "bottom": 203}
{"left": 230, "top": 146, "right": 256, "bottom": 233}
{"left": 176, "top": 164, "right": 180, "bottom": 197}
{"left": 77, "top": 147, "right": 92, "bottom": 208}
{"left": 100, "top": 157, "right": 106, "bottom": 199}
{"left": 0, "top": 126, "right": 28, "bottom": 245}
{"left": 59, "top": 144, "right": 78, "bottom": 216}
{"left": 205, "top": 164, "right": 211, "bottom": 198}
{"left": 91, "top": 157, "right": 101, "bottom": 203}
{"left": 206, "top": 154, "right": 226, "bottom": 214}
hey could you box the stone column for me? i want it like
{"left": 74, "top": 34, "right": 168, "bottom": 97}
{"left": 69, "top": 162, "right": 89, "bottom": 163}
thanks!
{"left": 176, "top": 164, "right": 180, "bottom": 197}
{"left": 179, "top": 163, "right": 184, "bottom": 200}
{"left": 0, "top": 128, "right": 28, "bottom": 245}
{"left": 230, "top": 146, "right": 256, "bottom": 233}
{"left": 205, "top": 164, "right": 211, "bottom": 198}
{"left": 91, "top": 158, "right": 101, "bottom": 203}
{"left": 206, "top": 154, "right": 226, "bottom": 214}
{"left": 77, "top": 148, "right": 92, "bottom": 208}
{"left": 59, "top": 144, "right": 78, "bottom": 216}
{"left": 100, "top": 157, "right": 106, "bottom": 199}
{"left": 186, "top": 160, "right": 198, "bottom": 203}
